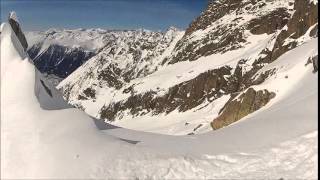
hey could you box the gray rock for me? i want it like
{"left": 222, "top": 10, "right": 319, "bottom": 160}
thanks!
{"left": 8, "top": 12, "right": 28, "bottom": 51}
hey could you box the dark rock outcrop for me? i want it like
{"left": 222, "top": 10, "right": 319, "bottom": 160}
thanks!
{"left": 185, "top": 0, "right": 242, "bottom": 36}
{"left": 306, "top": 55, "right": 318, "bottom": 73}
{"left": 168, "top": 0, "right": 292, "bottom": 64}
{"left": 83, "top": 88, "right": 96, "bottom": 99}
{"left": 254, "top": 0, "right": 318, "bottom": 65}
{"left": 312, "top": 55, "right": 318, "bottom": 72}
{"left": 28, "top": 44, "right": 95, "bottom": 78}
{"left": 232, "top": 0, "right": 318, "bottom": 94}
{"left": 40, "top": 80, "right": 53, "bottom": 97}
{"left": 211, "top": 88, "right": 275, "bottom": 130}
{"left": 97, "top": 64, "right": 123, "bottom": 89}
{"left": 8, "top": 12, "right": 28, "bottom": 51}
{"left": 247, "top": 8, "right": 290, "bottom": 35}
{"left": 100, "top": 66, "right": 232, "bottom": 121}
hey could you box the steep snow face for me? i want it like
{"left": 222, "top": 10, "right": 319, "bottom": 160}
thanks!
{"left": 0, "top": 22, "right": 127, "bottom": 178}
{"left": 57, "top": 0, "right": 317, "bottom": 135}
{"left": 1, "top": 21, "right": 318, "bottom": 179}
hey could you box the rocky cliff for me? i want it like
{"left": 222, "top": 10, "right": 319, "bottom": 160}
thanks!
{"left": 28, "top": 43, "right": 95, "bottom": 78}
{"left": 8, "top": 12, "right": 28, "bottom": 51}
{"left": 167, "top": 0, "right": 293, "bottom": 64}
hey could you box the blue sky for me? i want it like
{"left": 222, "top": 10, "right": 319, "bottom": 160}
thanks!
{"left": 1, "top": 0, "right": 208, "bottom": 31}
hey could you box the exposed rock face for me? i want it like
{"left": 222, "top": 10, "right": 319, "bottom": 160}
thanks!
{"left": 97, "top": 64, "right": 123, "bottom": 89}
{"left": 40, "top": 80, "right": 52, "bottom": 97}
{"left": 312, "top": 55, "right": 318, "bottom": 72}
{"left": 167, "top": 0, "right": 293, "bottom": 64}
{"left": 230, "top": 0, "right": 318, "bottom": 95}
{"left": 306, "top": 54, "right": 318, "bottom": 73}
{"left": 28, "top": 44, "right": 95, "bottom": 78}
{"left": 8, "top": 12, "right": 28, "bottom": 51}
{"left": 247, "top": 8, "right": 290, "bottom": 35}
{"left": 100, "top": 67, "right": 232, "bottom": 121}
{"left": 185, "top": 0, "right": 243, "bottom": 35}
{"left": 215, "top": 6, "right": 318, "bottom": 130}
{"left": 254, "top": 0, "right": 318, "bottom": 65}
{"left": 211, "top": 88, "right": 276, "bottom": 130}
{"left": 309, "top": 24, "right": 318, "bottom": 37}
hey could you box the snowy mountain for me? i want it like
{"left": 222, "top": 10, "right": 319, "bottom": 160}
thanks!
{"left": 26, "top": 27, "right": 182, "bottom": 78}
{"left": 28, "top": 43, "right": 95, "bottom": 78}
{"left": 1, "top": 12, "right": 318, "bottom": 179}
{"left": 57, "top": 0, "right": 318, "bottom": 135}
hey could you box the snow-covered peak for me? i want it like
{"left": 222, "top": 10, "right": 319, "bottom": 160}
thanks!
{"left": 26, "top": 27, "right": 183, "bottom": 52}
{"left": 9, "top": 11, "right": 18, "bottom": 22}
{"left": 166, "top": 26, "right": 179, "bottom": 32}
{"left": 164, "top": 26, "right": 181, "bottom": 39}
{"left": 44, "top": 28, "right": 59, "bottom": 35}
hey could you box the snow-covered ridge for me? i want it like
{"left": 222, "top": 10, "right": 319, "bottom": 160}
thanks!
{"left": 26, "top": 27, "right": 184, "bottom": 79}
{"left": 26, "top": 27, "right": 181, "bottom": 51}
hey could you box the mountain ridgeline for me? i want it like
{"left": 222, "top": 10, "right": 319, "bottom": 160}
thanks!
{"left": 26, "top": 27, "right": 182, "bottom": 78}
{"left": 28, "top": 0, "right": 318, "bottom": 135}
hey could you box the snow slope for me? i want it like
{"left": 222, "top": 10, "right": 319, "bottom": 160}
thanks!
{"left": 103, "top": 38, "right": 318, "bottom": 155}
{"left": 1, "top": 20, "right": 318, "bottom": 179}
{"left": 57, "top": 31, "right": 276, "bottom": 135}
{"left": 1, "top": 22, "right": 125, "bottom": 178}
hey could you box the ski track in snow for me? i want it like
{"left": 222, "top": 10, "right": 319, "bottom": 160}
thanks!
{"left": 92, "top": 131, "right": 317, "bottom": 179}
